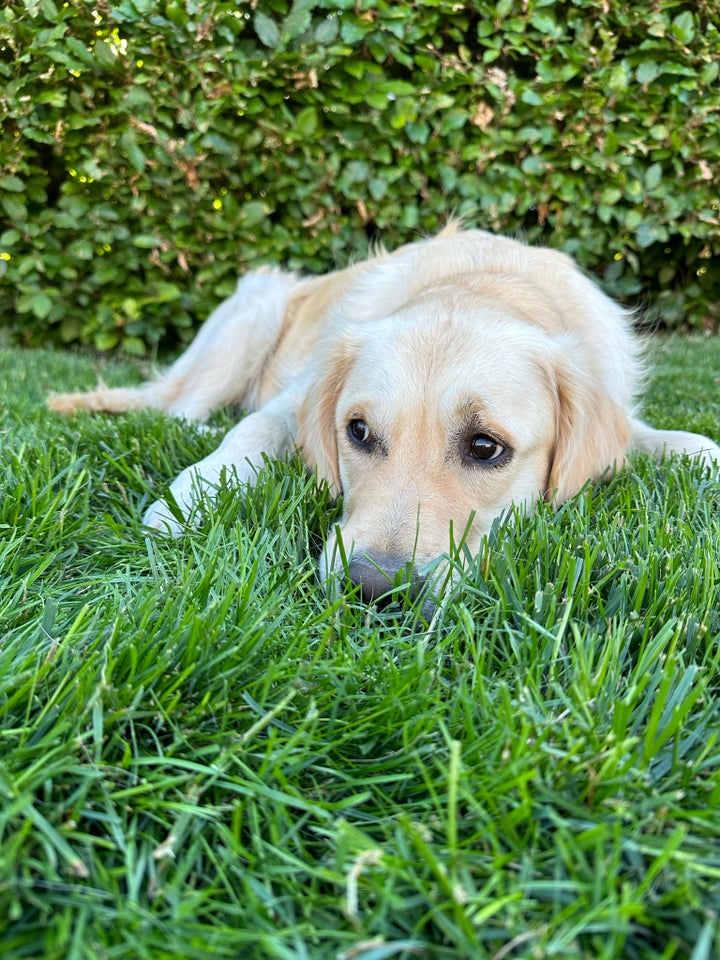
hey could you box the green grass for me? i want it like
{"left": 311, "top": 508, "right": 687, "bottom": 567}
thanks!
{"left": 1, "top": 337, "right": 719, "bottom": 960}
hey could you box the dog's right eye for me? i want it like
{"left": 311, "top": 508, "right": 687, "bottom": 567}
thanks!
{"left": 348, "top": 418, "right": 373, "bottom": 447}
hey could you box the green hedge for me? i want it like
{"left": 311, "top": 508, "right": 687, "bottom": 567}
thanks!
{"left": 2, "top": 0, "right": 719, "bottom": 353}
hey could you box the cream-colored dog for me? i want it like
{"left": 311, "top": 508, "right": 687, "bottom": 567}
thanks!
{"left": 50, "top": 224, "right": 719, "bottom": 607}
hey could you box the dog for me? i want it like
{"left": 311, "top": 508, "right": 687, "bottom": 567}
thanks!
{"left": 49, "top": 223, "right": 720, "bottom": 609}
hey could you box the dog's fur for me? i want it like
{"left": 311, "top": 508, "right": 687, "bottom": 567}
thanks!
{"left": 49, "top": 224, "right": 719, "bottom": 605}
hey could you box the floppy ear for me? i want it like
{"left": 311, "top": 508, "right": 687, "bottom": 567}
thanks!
{"left": 546, "top": 356, "right": 632, "bottom": 504}
{"left": 297, "top": 338, "right": 357, "bottom": 495}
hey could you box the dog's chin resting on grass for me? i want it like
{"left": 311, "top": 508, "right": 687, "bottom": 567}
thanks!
{"left": 49, "top": 223, "right": 720, "bottom": 613}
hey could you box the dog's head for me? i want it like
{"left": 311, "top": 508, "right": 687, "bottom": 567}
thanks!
{"left": 298, "top": 279, "right": 630, "bottom": 611}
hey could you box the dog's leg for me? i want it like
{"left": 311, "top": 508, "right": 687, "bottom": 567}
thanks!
{"left": 143, "top": 386, "right": 301, "bottom": 535}
{"left": 630, "top": 418, "right": 720, "bottom": 468}
{"left": 48, "top": 269, "right": 300, "bottom": 420}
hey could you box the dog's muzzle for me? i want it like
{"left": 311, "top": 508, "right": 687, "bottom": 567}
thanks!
{"left": 346, "top": 555, "right": 437, "bottom": 619}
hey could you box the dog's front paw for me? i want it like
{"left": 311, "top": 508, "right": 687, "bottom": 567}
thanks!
{"left": 143, "top": 499, "right": 186, "bottom": 537}
{"left": 143, "top": 464, "right": 211, "bottom": 536}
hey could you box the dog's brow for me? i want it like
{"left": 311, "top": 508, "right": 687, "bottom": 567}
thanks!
{"left": 454, "top": 394, "right": 493, "bottom": 425}
{"left": 451, "top": 396, "right": 511, "bottom": 443}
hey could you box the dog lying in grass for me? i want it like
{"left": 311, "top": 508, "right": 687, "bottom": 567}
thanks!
{"left": 49, "top": 223, "right": 719, "bottom": 607}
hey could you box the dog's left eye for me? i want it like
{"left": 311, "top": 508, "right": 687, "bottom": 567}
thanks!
{"left": 465, "top": 433, "right": 506, "bottom": 463}
{"left": 348, "top": 418, "right": 373, "bottom": 447}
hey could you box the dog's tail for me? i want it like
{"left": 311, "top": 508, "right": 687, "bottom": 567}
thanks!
{"left": 47, "top": 381, "right": 164, "bottom": 415}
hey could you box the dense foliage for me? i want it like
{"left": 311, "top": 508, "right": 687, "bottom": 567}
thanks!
{"left": 2, "top": 0, "right": 719, "bottom": 352}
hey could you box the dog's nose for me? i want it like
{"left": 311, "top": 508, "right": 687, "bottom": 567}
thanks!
{"left": 347, "top": 556, "right": 427, "bottom": 610}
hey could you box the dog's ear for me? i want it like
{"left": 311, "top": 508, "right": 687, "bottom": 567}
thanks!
{"left": 297, "top": 338, "right": 356, "bottom": 495}
{"left": 546, "top": 355, "right": 631, "bottom": 504}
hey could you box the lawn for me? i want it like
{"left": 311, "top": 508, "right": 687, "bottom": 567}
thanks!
{"left": 1, "top": 337, "right": 719, "bottom": 960}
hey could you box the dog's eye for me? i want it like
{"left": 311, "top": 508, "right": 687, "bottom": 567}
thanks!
{"left": 348, "top": 418, "right": 373, "bottom": 447}
{"left": 466, "top": 433, "right": 505, "bottom": 463}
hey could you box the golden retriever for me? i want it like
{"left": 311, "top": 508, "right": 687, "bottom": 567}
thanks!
{"left": 49, "top": 223, "right": 719, "bottom": 608}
